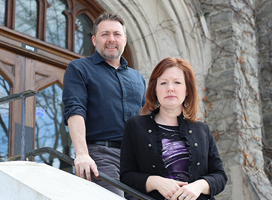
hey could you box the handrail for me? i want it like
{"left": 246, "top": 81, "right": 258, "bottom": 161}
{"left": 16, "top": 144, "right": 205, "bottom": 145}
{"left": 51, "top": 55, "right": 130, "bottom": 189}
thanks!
{"left": 8, "top": 147, "right": 155, "bottom": 200}
{"left": 0, "top": 89, "right": 38, "bottom": 105}
{"left": 0, "top": 89, "right": 38, "bottom": 161}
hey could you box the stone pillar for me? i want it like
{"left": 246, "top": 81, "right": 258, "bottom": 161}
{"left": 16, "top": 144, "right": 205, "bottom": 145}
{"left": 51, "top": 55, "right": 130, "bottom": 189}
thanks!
{"left": 200, "top": 0, "right": 272, "bottom": 199}
{"left": 255, "top": 0, "right": 272, "bottom": 184}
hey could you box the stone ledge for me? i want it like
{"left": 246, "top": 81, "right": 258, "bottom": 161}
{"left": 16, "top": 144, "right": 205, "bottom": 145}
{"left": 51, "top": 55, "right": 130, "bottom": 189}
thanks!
{"left": 0, "top": 161, "right": 125, "bottom": 200}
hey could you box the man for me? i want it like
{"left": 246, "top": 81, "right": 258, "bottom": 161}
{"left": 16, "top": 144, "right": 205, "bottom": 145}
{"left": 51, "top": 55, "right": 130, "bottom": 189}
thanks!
{"left": 62, "top": 12, "right": 146, "bottom": 197}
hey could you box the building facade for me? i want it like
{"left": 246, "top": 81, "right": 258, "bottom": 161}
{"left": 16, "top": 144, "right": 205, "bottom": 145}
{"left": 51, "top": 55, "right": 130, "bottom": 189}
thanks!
{"left": 0, "top": 0, "right": 271, "bottom": 199}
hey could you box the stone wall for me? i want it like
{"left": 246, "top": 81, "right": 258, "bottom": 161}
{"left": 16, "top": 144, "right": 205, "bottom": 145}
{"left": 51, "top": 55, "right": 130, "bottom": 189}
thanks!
{"left": 255, "top": 0, "right": 272, "bottom": 183}
{"left": 200, "top": 0, "right": 272, "bottom": 199}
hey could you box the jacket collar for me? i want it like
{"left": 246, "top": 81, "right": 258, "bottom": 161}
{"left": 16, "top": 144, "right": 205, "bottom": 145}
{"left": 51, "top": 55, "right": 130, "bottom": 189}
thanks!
{"left": 149, "top": 108, "right": 186, "bottom": 126}
{"left": 92, "top": 51, "right": 128, "bottom": 69}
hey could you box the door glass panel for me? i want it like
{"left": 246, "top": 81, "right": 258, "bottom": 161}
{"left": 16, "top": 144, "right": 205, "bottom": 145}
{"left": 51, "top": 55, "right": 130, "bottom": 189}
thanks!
{"left": 0, "top": 0, "right": 6, "bottom": 26}
{"left": 35, "top": 84, "right": 74, "bottom": 173}
{"left": 75, "top": 13, "right": 94, "bottom": 56}
{"left": 0, "top": 75, "right": 10, "bottom": 162}
{"left": 15, "top": 0, "right": 37, "bottom": 37}
{"left": 46, "top": 0, "right": 67, "bottom": 49}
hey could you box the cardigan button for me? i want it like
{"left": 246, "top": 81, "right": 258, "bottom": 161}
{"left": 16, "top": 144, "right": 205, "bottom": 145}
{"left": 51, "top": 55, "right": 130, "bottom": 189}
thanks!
{"left": 148, "top": 144, "right": 152, "bottom": 147}
{"left": 197, "top": 162, "right": 200, "bottom": 166}
{"left": 189, "top": 130, "right": 192, "bottom": 134}
{"left": 150, "top": 116, "right": 153, "bottom": 119}
{"left": 152, "top": 165, "right": 156, "bottom": 168}
{"left": 148, "top": 130, "right": 152, "bottom": 133}
{"left": 194, "top": 143, "right": 198, "bottom": 147}
{"left": 183, "top": 117, "right": 185, "bottom": 119}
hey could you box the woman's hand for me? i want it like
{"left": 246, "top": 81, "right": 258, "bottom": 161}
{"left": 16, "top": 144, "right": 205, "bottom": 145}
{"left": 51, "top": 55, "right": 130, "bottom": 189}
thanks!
{"left": 146, "top": 176, "right": 188, "bottom": 199}
{"left": 170, "top": 179, "right": 210, "bottom": 200}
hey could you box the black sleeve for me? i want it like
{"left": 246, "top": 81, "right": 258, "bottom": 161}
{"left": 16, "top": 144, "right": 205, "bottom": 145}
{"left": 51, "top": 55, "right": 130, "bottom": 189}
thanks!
{"left": 120, "top": 118, "right": 150, "bottom": 194}
{"left": 200, "top": 124, "right": 228, "bottom": 198}
{"left": 62, "top": 60, "right": 88, "bottom": 125}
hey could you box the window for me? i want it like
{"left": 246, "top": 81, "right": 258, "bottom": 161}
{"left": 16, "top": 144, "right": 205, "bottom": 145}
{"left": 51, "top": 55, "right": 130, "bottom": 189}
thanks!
{"left": 75, "top": 13, "right": 94, "bottom": 56}
{"left": 35, "top": 84, "right": 74, "bottom": 172}
{"left": 0, "top": 0, "right": 5, "bottom": 26}
{"left": 15, "top": 0, "right": 37, "bottom": 38}
{"left": 46, "top": 0, "right": 67, "bottom": 48}
{"left": 0, "top": 75, "right": 10, "bottom": 162}
{"left": 1, "top": 0, "right": 114, "bottom": 58}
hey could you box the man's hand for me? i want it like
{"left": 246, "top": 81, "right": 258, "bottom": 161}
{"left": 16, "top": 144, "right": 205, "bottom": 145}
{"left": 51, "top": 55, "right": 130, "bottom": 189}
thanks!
{"left": 74, "top": 154, "right": 99, "bottom": 181}
{"left": 67, "top": 115, "right": 99, "bottom": 181}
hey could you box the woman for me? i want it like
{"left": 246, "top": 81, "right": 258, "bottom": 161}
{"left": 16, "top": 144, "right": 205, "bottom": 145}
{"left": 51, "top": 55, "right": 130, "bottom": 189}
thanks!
{"left": 120, "top": 57, "right": 227, "bottom": 200}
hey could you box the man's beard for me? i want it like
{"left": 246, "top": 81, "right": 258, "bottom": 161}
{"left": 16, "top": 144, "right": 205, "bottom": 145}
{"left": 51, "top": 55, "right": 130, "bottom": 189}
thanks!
{"left": 96, "top": 44, "right": 125, "bottom": 61}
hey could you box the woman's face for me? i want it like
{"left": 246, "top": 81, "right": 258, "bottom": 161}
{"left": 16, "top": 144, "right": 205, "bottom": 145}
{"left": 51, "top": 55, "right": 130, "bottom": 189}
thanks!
{"left": 156, "top": 66, "right": 187, "bottom": 112}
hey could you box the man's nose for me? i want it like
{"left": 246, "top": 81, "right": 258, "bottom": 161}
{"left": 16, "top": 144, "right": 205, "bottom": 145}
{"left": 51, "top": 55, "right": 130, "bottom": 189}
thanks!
{"left": 108, "top": 33, "right": 115, "bottom": 42}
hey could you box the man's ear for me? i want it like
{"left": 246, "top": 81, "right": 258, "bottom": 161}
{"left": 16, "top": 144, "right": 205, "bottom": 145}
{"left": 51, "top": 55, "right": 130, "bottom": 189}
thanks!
{"left": 92, "top": 35, "right": 96, "bottom": 47}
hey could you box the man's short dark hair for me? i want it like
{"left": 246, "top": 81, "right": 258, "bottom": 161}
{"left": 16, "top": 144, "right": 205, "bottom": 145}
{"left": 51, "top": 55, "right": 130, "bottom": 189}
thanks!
{"left": 93, "top": 12, "right": 126, "bottom": 36}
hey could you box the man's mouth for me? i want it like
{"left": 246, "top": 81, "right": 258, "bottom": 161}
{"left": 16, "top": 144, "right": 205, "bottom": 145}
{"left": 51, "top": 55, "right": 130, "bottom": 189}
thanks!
{"left": 106, "top": 46, "right": 117, "bottom": 49}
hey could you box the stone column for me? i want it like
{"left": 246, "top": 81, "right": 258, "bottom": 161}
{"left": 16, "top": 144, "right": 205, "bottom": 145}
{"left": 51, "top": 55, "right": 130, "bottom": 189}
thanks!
{"left": 255, "top": 0, "right": 272, "bottom": 184}
{"left": 200, "top": 0, "right": 272, "bottom": 199}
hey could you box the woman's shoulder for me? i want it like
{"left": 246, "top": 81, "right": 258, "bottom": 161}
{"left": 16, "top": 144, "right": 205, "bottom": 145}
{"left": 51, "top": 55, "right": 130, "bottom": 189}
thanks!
{"left": 125, "top": 115, "right": 153, "bottom": 132}
{"left": 188, "top": 120, "right": 210, "bottom": 132}
{"left": 127, "top": 114, "right": 151, "bottom": 123}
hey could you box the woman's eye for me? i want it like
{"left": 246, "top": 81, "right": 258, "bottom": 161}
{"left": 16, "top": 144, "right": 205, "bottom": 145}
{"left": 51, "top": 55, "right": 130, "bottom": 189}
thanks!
{"left": 160, "top": 82, "right": 166, "bottom": 85}
{"left": 175, "top": 81, "right": 181, "bottom": 84}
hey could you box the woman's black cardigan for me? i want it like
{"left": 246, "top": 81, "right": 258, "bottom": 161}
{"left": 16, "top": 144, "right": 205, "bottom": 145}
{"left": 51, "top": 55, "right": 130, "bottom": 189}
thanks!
{"left": 120, "top": 109, "right": 227, "bottom": 200}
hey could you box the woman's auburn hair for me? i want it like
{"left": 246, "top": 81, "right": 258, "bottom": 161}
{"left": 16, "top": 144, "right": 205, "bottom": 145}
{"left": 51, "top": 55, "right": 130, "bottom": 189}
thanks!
{"left": 140, "top": 57, "right": 199, "bottom": 122}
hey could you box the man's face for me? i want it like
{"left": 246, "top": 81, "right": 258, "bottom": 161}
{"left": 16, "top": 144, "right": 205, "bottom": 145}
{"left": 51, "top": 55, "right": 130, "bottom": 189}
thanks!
{"left": 92, "top": 20, "right": 127, "bottom": 62}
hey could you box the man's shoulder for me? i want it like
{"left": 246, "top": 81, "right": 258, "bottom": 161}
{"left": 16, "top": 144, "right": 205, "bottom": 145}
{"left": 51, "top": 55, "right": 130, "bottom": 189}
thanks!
{"left": 126, "top": 67, "right": 141, "bottom": 74}
{"left": 70, "top": 56, "right": 93, "bottom": 66}
{"left": 67, "top": 56, "right": 95, "bottom": 73}
{"left": 125, "top": 67, "right": 145, "bottom": 81}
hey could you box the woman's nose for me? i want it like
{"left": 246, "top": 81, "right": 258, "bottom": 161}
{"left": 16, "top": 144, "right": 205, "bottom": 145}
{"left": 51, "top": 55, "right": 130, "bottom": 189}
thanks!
{"left": 167, "top": 83, "right": 174, "bottom": 91}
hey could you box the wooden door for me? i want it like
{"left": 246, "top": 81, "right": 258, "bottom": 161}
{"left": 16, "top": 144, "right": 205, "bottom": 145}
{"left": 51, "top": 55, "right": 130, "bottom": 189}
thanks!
{"left": 0, "top": 46, "right": 65, "bottom": 158}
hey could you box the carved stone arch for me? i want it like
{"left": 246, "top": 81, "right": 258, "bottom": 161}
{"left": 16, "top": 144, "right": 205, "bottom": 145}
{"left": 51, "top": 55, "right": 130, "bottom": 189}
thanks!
{"left": 93, "top": 0, "right": 210, "bottom": 81}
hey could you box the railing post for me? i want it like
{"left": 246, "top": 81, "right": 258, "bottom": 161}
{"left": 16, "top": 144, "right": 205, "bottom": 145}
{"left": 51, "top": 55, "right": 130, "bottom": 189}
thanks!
{"left": 0, "top": 89, "right": 38, "bottom": 161}
{"left": 21, "top": 96, "right": 26, "bottom": 161}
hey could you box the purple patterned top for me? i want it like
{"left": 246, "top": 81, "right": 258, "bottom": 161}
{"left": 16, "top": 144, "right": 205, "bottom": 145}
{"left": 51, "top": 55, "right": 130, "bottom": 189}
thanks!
{"left": 158, "top": 124, "right": 190, "bottom": 182}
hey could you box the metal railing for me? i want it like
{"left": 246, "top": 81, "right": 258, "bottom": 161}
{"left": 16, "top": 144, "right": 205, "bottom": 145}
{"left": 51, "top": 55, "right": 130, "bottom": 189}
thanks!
{"left": 1, "top": 89, "right": 154, "bottom": 200}
{"left": 0, "top": 89, "right": 38, "bottom": 161}
{"left": 8, "top": 147, "right": 155, "bottom": 200}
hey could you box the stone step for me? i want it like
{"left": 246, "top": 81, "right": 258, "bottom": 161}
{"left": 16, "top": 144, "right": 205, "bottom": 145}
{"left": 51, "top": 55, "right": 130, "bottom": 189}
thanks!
{"left": 0, "top": 161, "right": 125, "bottom": 200}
